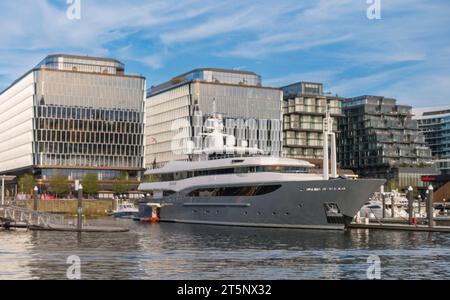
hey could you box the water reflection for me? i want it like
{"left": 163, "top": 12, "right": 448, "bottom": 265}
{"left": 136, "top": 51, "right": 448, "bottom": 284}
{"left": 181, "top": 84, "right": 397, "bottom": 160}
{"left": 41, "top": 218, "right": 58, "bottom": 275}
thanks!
{"left": 0, "top": 231, "right": 34, "bottom": 280}
{"left": 1, "top": 219, "right": 450, "bottom": 280}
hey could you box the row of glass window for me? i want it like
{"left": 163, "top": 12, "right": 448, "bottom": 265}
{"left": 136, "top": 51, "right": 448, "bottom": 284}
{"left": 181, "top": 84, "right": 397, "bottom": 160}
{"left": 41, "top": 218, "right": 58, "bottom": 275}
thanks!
{"left": 38, "top": 70, "right": 142, "bottom": 90}
{"left": 283, "top": 148, "right": 323, "bottom": 158}
{"left": 186, "top": 185, "right": 282, "bottom": 197}
{"left": 36, "top": 141, "right": 143, "bottom": 157}
{"left": 42, "top": 62, "right": 119, "bottom": 75}
{"left": 36, "top": 169, "right": 138, "bottom": 181}
{"left": 148, "top": 166, "right": 310, "bottom": 182}
{"left": 37, "top": 119, "right": 143, "bottom": 135}
{"left": 36, "top": 105, "right": 143, "bottom": 123}
{"left": 36, "top": 130, "right": 142, "bottom": 145}
{"left": 36, "top": 153, "right": 142, "bottom": 169}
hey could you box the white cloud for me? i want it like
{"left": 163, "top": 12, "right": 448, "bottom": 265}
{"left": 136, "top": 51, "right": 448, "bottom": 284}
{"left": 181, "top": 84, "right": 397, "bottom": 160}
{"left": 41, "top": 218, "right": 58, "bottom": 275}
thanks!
{"left": 0, "top": 0, "right": 448, "bottom": 106}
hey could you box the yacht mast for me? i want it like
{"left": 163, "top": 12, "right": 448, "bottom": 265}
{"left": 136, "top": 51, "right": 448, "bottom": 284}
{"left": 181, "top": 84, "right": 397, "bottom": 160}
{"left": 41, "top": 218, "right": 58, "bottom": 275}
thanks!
{"left": 323, "top": 104, "right": 337, "bottom": 180}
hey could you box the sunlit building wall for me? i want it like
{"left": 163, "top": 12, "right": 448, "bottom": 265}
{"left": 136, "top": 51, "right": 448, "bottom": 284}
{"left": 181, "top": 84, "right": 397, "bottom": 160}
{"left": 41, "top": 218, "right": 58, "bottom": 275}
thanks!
{"left": 339, "top": 95, "right": 435, "bottom": 190}
{"left": 145, "top": 68, "right": 283, "bottom": 167}
{"left": 281, "top": 82, "right": 343, "bottom": 166}
{"left": 413, "top": 106, "right": 450, "bottom": 175}
{"left": 0, "top": 54, "right": 146, "bottom": 187}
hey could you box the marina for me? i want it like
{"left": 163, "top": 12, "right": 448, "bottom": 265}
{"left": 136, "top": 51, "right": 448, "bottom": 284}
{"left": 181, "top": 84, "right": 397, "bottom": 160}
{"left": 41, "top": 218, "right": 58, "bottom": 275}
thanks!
{"left": 349, "top": 223, "right": 450, "bottom": 233}
{"left": 0, "top": 1, "right": 449, "bottom": 282}
{"left": 1, "top": 219, "right": 450, "bottom": 280}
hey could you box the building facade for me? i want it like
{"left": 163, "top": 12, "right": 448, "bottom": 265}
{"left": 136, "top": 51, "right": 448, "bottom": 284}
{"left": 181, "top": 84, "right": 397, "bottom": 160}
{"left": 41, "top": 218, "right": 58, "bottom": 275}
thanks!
{"left": 145, "top": 68, "right": 283, "bottom": 167}
{"left": 0, "top": 54, "right": 146, "bottom": 192}
{"left": 338, "top": 95, "right": 434, "bottom": 189}
{"left": 281, "top": 82, "right": 343, "bottom": 166}
{"left": 413, "top": 106, "right": 450, "bottom": 175}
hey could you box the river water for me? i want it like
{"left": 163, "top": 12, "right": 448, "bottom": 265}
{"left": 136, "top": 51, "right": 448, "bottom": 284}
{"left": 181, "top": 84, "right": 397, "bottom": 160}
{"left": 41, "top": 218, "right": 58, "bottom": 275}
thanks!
{"left": 1, "top": 219, "right": 450, "bottom": 280}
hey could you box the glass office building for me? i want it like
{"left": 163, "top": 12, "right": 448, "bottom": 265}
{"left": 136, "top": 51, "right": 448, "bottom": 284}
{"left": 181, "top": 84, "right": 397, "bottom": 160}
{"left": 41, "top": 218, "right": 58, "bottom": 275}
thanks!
{"left": 413, "top": 106, "right": 450, "bottom": 175}
{"left": 0, "top": 54, "right": 146, "bottom": 189}
{"left": 146, "top": 68, "right": 282, "bottom": 167}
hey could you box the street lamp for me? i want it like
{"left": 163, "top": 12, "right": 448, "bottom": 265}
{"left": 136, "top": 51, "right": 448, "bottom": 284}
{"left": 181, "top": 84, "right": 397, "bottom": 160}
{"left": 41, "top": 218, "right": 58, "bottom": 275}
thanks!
{"left": 417, "top": 194, "right": 422, "bottom": 217}
{"left": 76, "top": 183, "right": 83, "bottom": 231}
{"left": 33, "top": 186, "right": 39, "bottom": 211}
{"left": 427, "top": 185, "right": 434, "bottom": 228}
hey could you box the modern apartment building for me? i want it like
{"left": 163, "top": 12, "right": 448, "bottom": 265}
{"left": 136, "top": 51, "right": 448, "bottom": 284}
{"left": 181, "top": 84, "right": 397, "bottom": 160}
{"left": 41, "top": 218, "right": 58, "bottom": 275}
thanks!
{"left": 338, "top": 95, "right": 435, "bottom": 189}
{"left": 413, "top": 105, "right": 450, "bottom": 175}
{"left": 281, "top": 82, "right": 343, "bottom": 166}
{"left": 145, "top": 68, "right": 283, "bottom": 167}
{"left": 0, "top": 54, "right": 146, "bottom": 191}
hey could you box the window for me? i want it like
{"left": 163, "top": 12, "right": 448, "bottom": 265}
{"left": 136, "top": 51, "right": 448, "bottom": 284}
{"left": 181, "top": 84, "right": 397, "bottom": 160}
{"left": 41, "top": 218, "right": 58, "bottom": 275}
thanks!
{"left": 187, "top": 185, "right": 282, "bottom": 197}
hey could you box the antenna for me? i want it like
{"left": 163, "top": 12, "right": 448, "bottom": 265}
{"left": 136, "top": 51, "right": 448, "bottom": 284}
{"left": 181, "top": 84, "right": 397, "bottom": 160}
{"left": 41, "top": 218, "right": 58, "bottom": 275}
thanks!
{"left": 323, "top": 104, "right": 329, "bottom": 180}
{"left": 211, "top": 97, "right": 224, "bottom": 120}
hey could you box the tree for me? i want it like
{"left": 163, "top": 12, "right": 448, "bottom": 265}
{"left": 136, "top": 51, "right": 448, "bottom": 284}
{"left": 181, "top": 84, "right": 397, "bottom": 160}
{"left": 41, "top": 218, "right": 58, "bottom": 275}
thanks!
{"left": 82, "top": 173, "right": 100, "bottom": 198}
{"left": 48, "top": 174, "right": 69, "bottom": 198}
{"left": 386, "top": 179, "right": 399, "bottom": 192}
{"left": 19, "top": 174, "right": 35, "bottom": 195}
{"left": 112, "top": 172, "right": 130, "bottom": 196}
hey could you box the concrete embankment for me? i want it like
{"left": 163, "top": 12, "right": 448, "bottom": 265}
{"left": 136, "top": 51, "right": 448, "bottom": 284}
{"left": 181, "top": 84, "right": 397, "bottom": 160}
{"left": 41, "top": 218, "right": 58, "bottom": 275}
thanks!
{"left": 13, "top": 199, "right": 115, "bottom": 217}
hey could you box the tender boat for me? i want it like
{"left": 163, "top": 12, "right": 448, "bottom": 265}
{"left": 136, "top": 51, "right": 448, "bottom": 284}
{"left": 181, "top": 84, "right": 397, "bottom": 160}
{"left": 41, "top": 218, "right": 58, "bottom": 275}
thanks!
{"left": 138, "top": 107, "right": 385, "bottom": 230}
{"left": 111, "top": 201, "right": 139, "bottom": 219}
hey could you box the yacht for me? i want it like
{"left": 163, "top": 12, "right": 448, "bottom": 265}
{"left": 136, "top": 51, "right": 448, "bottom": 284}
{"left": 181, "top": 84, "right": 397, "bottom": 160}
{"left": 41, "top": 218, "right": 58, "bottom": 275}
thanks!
{"left": 110, "top": 201, "right": 139, "bottom": 219}
{"left": 138, "top": 108, "right": 385, "bottom": 230}
{"left": 359, "top": 191, "right": 429, "bottom": 220}
{"left": 359, "top": 200, "right": 409, "bottom": 220}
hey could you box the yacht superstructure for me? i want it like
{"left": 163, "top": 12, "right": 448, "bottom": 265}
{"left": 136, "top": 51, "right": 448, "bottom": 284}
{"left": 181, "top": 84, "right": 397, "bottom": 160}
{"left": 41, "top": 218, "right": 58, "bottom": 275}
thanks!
{"left": 138, "top": 105, "right": 385, "bottom": 230}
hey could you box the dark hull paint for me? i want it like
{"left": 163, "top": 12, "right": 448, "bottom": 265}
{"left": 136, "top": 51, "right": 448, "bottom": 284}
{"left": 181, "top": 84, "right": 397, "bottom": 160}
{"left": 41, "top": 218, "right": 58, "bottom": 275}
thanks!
{"left": 139, "top": 178, "right": 385, "bottom": 230}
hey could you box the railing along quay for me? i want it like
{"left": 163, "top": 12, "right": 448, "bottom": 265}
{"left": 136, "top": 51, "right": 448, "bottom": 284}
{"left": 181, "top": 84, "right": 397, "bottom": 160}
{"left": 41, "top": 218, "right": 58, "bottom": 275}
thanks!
{"left": 0, "top": 205, "right": 68, "bottom": 228}
{"left": 0, "top": 204, "right": 129, "bottom": 232}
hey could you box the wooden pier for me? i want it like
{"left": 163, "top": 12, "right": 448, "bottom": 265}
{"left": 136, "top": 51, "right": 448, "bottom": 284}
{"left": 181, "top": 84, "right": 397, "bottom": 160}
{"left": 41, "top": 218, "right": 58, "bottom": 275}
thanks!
{"left": 0, "top": 205, "right": 129, "bottom": 233}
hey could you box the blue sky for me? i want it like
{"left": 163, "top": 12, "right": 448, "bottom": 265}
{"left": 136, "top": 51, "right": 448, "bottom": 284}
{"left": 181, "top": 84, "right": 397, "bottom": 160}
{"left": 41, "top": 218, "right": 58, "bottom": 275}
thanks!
{"left": 0, "top": 0, "right": 449, "bottom": 106}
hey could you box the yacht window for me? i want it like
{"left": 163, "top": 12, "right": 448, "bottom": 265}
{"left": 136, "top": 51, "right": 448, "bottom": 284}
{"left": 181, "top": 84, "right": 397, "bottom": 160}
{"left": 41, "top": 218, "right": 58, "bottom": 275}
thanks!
{"left": 187, "top": 185, "right": 282, "bottom": 197}
{"left": 147, "top": 165, "right": 309, "bottom": 183}
{"left": 259, "top": 166, "right": 309, "bottom": 173}
{"left": 231, "top": 159, "right": 245, "bottom": 164}
{"left": 368, "top": 205, "right": 381, "bottom": 209}
{"left": 161, "top": 173, "right": 175, "bottom": 181}
{"left": 163, "top": 191, "right": 176, "bottom": 197}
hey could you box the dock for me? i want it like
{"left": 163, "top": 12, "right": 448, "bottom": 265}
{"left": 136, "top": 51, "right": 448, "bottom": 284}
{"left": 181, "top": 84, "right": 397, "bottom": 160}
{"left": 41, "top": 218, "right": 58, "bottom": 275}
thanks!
{"left": 0, "top": 205, "right": 129, "bottom": 233}
{"left": 27, "top": 225, "right": 129, "bottom": 233}
{"left": 349, "top": 222, "right": 450, "bottom": 233}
